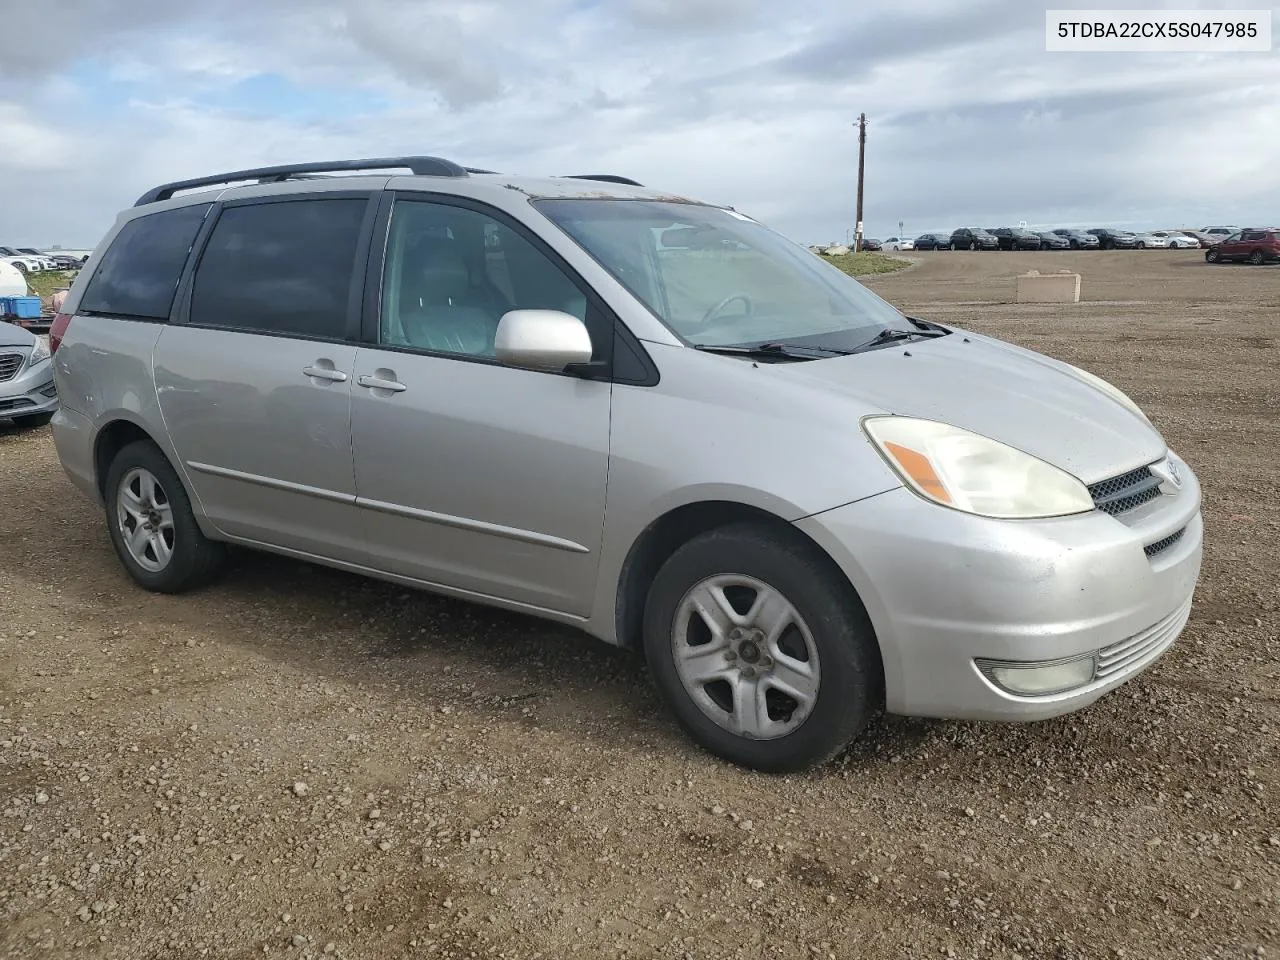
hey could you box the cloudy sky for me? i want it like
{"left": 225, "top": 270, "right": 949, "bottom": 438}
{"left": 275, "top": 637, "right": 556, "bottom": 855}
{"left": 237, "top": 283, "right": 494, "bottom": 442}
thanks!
{"left": 3, "top": 0, "right": 1277, "bottom": 248}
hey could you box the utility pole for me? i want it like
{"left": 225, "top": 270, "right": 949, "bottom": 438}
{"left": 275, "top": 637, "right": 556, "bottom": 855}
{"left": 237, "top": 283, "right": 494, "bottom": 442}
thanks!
{"left": 854, "top": 113, "right": 867, "bottom": 253}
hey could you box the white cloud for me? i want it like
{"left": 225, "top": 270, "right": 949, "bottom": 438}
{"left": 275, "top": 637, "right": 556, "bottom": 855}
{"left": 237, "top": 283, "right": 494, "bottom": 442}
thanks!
{"left": 1, "top": 0, "right": 1278, "bottom": 247}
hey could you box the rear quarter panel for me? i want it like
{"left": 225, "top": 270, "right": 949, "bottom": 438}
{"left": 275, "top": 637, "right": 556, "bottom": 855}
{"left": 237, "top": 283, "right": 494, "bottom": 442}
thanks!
{"left": 53, "top": 317, "right": 183, "bottom": 504}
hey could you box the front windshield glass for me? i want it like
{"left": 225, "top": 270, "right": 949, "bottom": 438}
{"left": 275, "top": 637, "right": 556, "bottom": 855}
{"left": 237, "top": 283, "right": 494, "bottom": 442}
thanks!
{"left": 535, "top": 199, "right": 904, "bottom": 348}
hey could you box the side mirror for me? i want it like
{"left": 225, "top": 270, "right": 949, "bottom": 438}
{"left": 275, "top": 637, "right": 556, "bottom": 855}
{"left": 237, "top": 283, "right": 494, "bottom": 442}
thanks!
{"left": 494, "top": 310, "right": 594, "bottom": 373}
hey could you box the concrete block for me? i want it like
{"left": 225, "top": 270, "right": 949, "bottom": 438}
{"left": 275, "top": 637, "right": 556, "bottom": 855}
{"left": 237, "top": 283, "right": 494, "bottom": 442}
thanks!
{"left": 1016, "top": 270, "right": 1081, "bottom": 303}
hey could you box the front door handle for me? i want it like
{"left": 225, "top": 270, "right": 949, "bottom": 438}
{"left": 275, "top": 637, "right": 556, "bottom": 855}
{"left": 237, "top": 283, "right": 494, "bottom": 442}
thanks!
{"left": 357, "top": 375, "right": 407, "bottom": 393}
{"left": 303, "top": 365, "right": 348, "bottom": 383}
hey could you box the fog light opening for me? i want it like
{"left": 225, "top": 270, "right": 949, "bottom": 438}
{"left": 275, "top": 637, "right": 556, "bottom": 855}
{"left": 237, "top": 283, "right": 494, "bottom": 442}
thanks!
{"left": 977, "top": 655, "right": 1096, "bottom": 697}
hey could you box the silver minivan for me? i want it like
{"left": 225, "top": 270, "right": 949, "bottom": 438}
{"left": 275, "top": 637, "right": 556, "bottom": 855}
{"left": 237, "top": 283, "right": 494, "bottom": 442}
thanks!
{"left": 50, "top": 157, "right": 1203, "bottom": 771}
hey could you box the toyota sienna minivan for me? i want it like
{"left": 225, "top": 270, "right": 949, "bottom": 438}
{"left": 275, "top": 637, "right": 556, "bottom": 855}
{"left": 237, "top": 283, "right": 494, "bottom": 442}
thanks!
{"left": 49, "top": 157, "right": 1203, "bottom": 772}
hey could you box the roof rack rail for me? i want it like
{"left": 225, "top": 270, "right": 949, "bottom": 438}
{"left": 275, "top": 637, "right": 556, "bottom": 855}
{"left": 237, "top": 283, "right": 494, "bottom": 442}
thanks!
{"left": 134, "top": 156, "right": 470, "bottom": 206}
{"left": 564, "top": 174, "right": 644, "bottom": 187}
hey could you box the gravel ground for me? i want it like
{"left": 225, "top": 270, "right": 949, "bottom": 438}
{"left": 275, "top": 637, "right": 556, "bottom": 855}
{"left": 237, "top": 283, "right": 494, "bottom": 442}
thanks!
{"left": 1, "top": 249, "right": 1276, "bottom": 959}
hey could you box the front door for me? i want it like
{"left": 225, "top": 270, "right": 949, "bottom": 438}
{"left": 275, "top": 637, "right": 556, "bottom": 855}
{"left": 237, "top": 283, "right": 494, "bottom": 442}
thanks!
{"left": 350, "top": 196, "right": 612, "bottom": 617}
{"left": 155, "top": 193, "right": 374, "bottom": 561}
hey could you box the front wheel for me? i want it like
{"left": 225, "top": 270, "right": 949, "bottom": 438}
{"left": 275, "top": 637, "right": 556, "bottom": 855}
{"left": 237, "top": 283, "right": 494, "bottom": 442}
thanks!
{"left": 643, "top": 524, "right": 881, "bottom": 773}
{"left": 1206, "top": 248, "right": 1220, "bottom": 263}
{"left": 949, "top": 242, "right": 957, "bottom": 251}
{"left": 104, "top": 440, "right": 226, "bottom": 593}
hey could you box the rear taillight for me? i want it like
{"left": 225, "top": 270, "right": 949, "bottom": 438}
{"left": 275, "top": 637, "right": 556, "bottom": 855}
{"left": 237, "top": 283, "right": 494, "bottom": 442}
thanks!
{"left": 49, "top": 312, "right": 73, "bottom": 354}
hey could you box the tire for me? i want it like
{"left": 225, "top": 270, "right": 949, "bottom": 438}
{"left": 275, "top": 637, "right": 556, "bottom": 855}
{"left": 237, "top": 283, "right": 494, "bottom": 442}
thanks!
{"left": 643, "top": 523, "right": 881, "bottom": 773}
{"left": 10, "top": 411, "right": 53, "bottom": 429}
{"left": 968, "top": 241, "right": 976, "bottom": 251}
{"left": 1137, "top": 242, "right": 1146, "bottom": 249}
{"left": 949, "top": 242, "right": 957, "bottom": 251}
{"left": 104, "top": 440, "right": 225, "bottom": 593}
{"left": 1249, "top": 250, "right": 1265, "bottom": 265}
{"left": 1070, "top": 240, "right": 1079, "bottom": 249}
{"left": 1206, "top": 248, "right": 1219, "bottom": 263}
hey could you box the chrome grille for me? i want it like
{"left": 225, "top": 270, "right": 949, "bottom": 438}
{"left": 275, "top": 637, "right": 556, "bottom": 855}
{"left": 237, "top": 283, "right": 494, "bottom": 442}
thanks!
{"left": 1095, "top": 597, "right": 1192, "bottom": 680}
{"left": 1088, "top": 465, "right": 1163, "bottom": 516}
{"left": 1144, "top": 527, "right": 1186, "bottom": 559}
{"left": 0, "top": 352, "right": 21, "bottom": 383}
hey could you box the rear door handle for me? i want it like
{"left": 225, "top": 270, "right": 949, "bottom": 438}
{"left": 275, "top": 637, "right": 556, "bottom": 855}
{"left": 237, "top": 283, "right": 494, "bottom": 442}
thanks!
{"left": 303, "top": 365, "right": 348, "bottom": 383}
{"left": 357, "top": 375, "right": 407, "bottom": 393}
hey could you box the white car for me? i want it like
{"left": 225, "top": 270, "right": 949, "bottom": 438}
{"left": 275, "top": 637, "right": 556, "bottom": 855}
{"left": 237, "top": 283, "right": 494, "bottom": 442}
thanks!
{"left": 0, "top": 255, "right": 45, "bottom": 274}
{"left": 1156, "top": 231, "right": 1201, "bottom": 249}
{"left": 1134, "top": 232, "right": 1169, "bottom": 249}
{"left": 882, "top": 236, "right": 915, "bottom": 251}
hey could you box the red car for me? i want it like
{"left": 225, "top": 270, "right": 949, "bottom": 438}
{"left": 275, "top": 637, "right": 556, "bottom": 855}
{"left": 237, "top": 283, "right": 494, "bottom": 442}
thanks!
{"left": 1205, "top": 228, "right": 1280, "bottom": 264}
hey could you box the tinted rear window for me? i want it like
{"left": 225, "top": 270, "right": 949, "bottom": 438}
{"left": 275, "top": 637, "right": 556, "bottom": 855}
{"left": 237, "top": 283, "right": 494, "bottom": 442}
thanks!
{"left": 188, "top": 198, "right": 367, "bottom": 339}
{"left": 80, "top": 204, "right": 211, "bottom": 319}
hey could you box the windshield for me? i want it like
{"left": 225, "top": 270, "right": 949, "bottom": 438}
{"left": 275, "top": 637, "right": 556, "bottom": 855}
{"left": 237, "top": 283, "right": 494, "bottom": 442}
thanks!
{"left": 535, "top": 199, "right": 904, "bottom": 349}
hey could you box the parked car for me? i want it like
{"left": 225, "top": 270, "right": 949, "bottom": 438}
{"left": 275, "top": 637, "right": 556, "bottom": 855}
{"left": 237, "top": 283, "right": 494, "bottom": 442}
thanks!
{"left": 882, "top": 237, "right": 915, "bottom": 251}
{"left": 860, "top": 238, "right": 882, "bottom": 252}
{"left": 42, "top": 253, "right": 86, "bottom": 270}
{"left": 989, "top": 228, "right": 1042, "bottom": 251}
{"left": 49, "top": 156, "right": 1203, "bottom": 772}
{"left": 1201, "top": 226, "right": 1240, "bottom": 241}
{"left": 0, "top": 249, "right": 48, "bottom": 273}
{"left": 1037, "top": 232, "right": 1071, "bottom": 250}
{"left": 1204, "top": 228, "right": 1280, "bottom": 264}
{"left": 1175, "top": 230, "right": 1217, "bottom": 248}
{"left": 912, "top": 233, "right": 949, "bottom": 251}
{"left": 0, "top": 322, "right": 58, "bottom": 429}
{"left": 1133, "top": 232, "right": 1169, "bottom": 249}
{"left": 1050, "top": 229, "right": 1101, "bottom": 250}
{"left": 1152, "top": 231, "right": 1201, "bottom": 249}
{"left": 1086, "top": 229, "right": 1139, "bottom": 250}
{"left": 948, "top": 227, "right": 1000, "bottom": 250}
{"left": 14, "top": 248, "right": 58, "bottom": 269}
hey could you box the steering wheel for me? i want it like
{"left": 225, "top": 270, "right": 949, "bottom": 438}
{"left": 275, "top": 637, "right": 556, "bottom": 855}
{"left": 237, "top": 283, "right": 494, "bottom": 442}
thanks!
{"left": 697, "top": 293, "right": 753, "bottom": 328}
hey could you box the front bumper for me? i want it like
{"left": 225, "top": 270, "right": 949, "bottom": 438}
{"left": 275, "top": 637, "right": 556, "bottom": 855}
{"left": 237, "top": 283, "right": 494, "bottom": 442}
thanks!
{"left": 0, "top": 355, "right": 58, "bottom": 420}
{"left": 797, "top": 453, "right": 1203, "bottom": 722}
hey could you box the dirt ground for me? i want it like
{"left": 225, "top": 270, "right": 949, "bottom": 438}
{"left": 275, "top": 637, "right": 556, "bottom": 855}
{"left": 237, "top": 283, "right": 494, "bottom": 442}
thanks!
{"left": 1, "top": 249, "right": 1276, "bottom": 959}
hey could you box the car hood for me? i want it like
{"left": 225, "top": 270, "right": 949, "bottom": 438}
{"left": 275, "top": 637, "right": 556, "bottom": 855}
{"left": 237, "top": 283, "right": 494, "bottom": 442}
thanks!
{"left": 0, "top": 323, "right": 37, "bottom": 348}
{"left": 775, "top": 331, "right": 1165, "bottom": 484}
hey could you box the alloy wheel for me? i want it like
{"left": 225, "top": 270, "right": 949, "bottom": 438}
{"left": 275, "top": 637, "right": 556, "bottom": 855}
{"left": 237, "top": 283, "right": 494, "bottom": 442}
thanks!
{"left": 117, "top": 467, "right": 175, "bottom": 572}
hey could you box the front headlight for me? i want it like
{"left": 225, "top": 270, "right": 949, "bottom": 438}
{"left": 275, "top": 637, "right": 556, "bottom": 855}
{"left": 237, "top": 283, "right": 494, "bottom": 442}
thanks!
{"left": 862, "top": 417, "right": 1094, "bottom": 519}
{"left": 1066, "top": 364, "right": 1151, "bottom": 426}
{"left": 26, "top": 337, "right": 49, "bottom": 368}
{"left": 28, "top": 337, "right": 50, "bottom": 366}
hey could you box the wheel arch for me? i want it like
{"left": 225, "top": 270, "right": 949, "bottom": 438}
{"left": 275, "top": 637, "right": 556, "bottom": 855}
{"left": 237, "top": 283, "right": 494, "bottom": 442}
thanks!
{"left": 612, "top": 501, "right": 883, "bottom": 679}
{"left": 93, "top": 417, "right": 160, "bottom": 500}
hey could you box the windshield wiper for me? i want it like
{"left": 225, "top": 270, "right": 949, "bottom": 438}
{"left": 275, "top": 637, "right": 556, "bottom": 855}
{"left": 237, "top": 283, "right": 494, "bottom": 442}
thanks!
{"left": 692, "top": 342, "right": 836, "bottom": 361}
{"left": 851, "top": 324, "right": 948, "bottom": 353}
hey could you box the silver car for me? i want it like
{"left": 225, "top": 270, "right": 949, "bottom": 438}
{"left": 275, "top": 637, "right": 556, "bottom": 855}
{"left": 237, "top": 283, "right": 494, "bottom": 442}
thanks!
{"left": 49, "top": 157, "right": 1204, "bottom": 771}
{"left": 0, "top": 323, "right": 57, "bottom": 428}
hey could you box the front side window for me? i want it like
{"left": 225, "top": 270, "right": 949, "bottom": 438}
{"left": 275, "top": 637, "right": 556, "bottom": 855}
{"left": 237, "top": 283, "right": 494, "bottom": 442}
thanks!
{"left": 189, "top": 198, "right": 366, "bottom": 339}
{"left": 380, "top": 200, "right": 597, "bottom": 360}
{"left": 537, "top": 200, "right": 903, "bottom": 349}
{"left": 80, "top": 204, "right": 211, "bottom": 319}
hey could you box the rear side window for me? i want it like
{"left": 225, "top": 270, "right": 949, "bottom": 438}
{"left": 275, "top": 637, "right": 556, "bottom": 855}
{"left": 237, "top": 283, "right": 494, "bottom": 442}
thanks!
{"left": 189, "top": 198, "right": 367, "bottom": 339}
{"left": 80, "top": 204, "right": 211, "bottom": 319}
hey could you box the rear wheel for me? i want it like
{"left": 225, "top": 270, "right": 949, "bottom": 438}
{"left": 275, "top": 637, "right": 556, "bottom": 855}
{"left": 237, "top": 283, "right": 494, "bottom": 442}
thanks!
{"left": 1249, "top": 249, "right": 1265, "bottom": 265}
{"left": 643, "top": 523, "right": 881, "bottom": 773}
{"left": 104, "top": 440, "right": 225, "bottom": 593}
